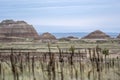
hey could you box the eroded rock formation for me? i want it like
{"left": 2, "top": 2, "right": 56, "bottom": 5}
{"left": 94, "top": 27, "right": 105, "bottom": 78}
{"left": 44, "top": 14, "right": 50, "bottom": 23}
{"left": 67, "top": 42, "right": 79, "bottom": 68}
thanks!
{"left": 82, "top": 30, "right": 111, "bottom": 39}
{"left": 117, "top": 34, "right": 120, "bottom": 38}
{"left": 40, "top": 32, "right": 56, "bottom": 40}
{"left": 0, "top": 19, "right": 40, "bottom": 42}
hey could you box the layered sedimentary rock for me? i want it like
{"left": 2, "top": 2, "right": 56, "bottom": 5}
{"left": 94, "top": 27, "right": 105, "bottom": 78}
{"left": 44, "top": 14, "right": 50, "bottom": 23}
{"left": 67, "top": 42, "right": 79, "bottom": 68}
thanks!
{"left": 82, "top": 30, "right": 111, "bottom": 39}
{"left": 40, "top": 32, "right": 57, "bottom": 43}
{"left": 117, "top": 34, "right": 120, "bottom": 38}
{"left": 40, "top": 32, "right": 56, "bottom": 40}
{"left": 67, "top": 36, "right": 79, "bottom": 39}
{"left": 0, "top": 20, "right": 40, "bottom": 41}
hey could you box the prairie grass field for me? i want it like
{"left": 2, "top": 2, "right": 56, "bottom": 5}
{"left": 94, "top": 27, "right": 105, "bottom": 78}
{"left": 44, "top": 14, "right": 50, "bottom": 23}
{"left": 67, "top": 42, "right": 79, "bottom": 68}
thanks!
{"left": 0, "top": 39, "right": 120, "bottom": 80}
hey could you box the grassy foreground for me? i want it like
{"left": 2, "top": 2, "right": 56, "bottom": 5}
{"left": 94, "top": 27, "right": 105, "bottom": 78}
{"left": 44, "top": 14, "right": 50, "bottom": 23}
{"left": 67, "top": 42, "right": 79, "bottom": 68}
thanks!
{"left": 0, "top": 39, "right": 120, "bottom": 80}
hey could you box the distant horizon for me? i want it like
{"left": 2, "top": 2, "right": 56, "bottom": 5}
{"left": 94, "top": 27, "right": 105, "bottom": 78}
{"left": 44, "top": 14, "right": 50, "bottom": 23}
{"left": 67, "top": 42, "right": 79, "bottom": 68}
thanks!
{"left": 34, "top": 25, "right": 120, "bottom": 33}
{"left": 38, "top": 30, "right": 120, "bottom": 33}
{"left": 38, "top": 32, "right": 119, "bottom": 38}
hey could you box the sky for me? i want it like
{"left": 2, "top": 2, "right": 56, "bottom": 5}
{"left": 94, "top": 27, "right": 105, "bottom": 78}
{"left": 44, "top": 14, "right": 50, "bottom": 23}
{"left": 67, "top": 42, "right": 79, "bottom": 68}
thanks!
{"left": 0, "top": 0, "right": 120, "bottom": 33}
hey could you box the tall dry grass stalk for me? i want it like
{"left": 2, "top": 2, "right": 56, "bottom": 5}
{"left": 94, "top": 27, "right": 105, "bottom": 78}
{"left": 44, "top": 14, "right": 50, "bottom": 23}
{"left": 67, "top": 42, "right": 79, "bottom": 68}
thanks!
{"left": 0, "top": 46, "right": 119, "bottom": 80}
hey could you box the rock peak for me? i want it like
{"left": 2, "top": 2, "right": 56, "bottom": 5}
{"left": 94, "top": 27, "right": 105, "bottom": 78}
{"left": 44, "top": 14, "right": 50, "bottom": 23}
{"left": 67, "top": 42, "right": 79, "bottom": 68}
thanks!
{"left": 1, "top": 19, "right": 15, "bottom": 24}
{"left": 0, "top": 19, "right": 27, "bottom": 25}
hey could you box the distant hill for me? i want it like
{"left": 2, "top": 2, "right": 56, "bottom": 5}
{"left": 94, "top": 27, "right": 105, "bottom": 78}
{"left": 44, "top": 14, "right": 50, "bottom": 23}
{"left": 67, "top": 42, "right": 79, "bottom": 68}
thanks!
{"left": 82, "top": 30, "right": 111, "bottom": 39}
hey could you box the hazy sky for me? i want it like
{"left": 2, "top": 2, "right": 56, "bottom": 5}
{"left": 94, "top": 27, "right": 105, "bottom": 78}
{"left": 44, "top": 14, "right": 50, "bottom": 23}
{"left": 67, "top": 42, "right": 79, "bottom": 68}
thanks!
{"left": 0, "top": 0, "right": 120, "bottom": 33}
